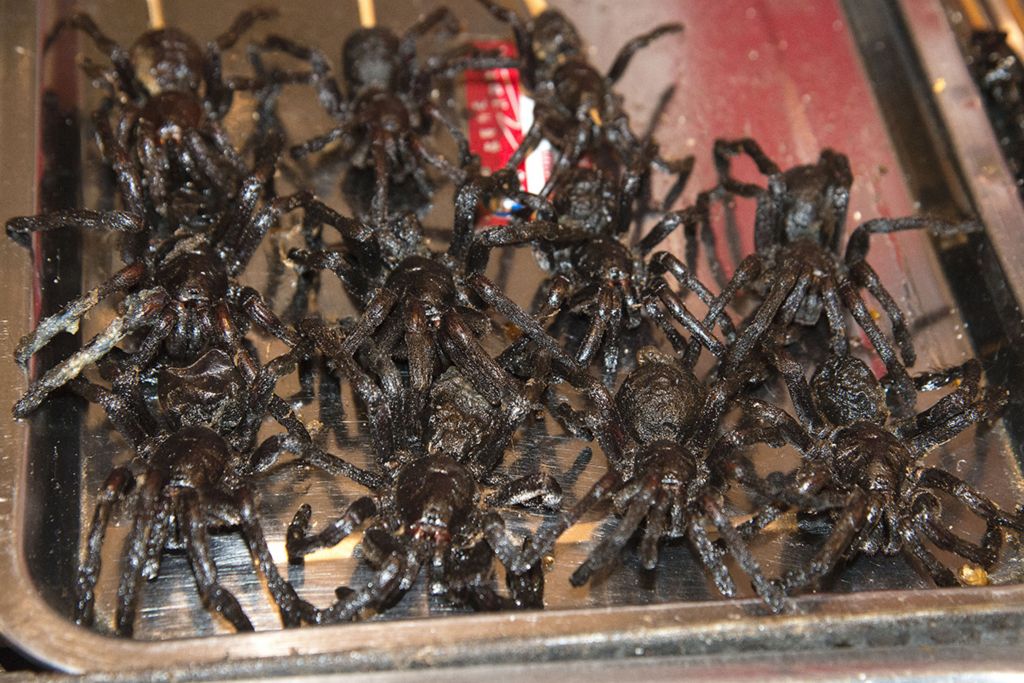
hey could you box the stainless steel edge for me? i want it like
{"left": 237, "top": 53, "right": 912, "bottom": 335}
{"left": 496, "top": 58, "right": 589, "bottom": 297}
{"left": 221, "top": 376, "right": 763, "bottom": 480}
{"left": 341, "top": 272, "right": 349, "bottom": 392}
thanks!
{"left": 898, "top": 0, "right": 1024, "bottom": 313}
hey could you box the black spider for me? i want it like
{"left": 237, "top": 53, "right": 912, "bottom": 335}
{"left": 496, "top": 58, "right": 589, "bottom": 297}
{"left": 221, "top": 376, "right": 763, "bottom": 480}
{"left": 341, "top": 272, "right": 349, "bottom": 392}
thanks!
{"left": 688, "top": 138, "right": 981, "bottom": 413}
{"left": 5, "top": 143, "right": 351, "bottom": 417}
{"left": 505, "top": 347, "right": 786, "bottom": 611}
{"left": 257, "top": 9, "right": 497, "bottom": 228}
{"left": 468, "top": 166, "right": 730, "bottom": 380}
{"left": 476, "top": 0, "right": 691, "bottom": 199}
{"left": 43, "top": 9, "right": 282, "bottom": 235}
{"left": 71, "top": 346, "right": 317, "bottom": 636}
{"left": 288, "top": 451, "right": 545, "bottom": 623}
{"left": 718, "top": 350, "right": 1017, "bottom": 593}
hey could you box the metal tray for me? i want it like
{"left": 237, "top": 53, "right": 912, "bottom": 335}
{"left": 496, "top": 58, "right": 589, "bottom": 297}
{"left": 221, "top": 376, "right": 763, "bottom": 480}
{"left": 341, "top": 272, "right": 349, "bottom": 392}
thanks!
{"left": 2, "top": 0, "right": 1024, "bottom": 675}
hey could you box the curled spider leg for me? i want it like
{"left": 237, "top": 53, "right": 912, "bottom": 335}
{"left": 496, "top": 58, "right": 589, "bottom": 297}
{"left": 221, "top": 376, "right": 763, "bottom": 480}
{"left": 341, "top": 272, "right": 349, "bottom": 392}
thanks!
{"left": 510, "top": 468, "right": 623, "bottom": 574}
{"left": 315, "top": 551, "right": 408, "bottom": 625}
{"left": 607, "top": 22, "right": 684, "bottom": 83}
{"left": 214, "top": 7, "right": 279, "bottom": 50}
{"left": 286, "top": 498, "right": 377, "bottom": 563}
{"left": 849, "top": 259, "right": 915, "bottom": 366}
{"left": 67, "top": 377, "right": 149, "bottom": 448}
{"left": 844, "top": 216, "right": 982, "bottom": 266}
{"left": 114, "top": 469, "right": 165, "bottom": 637}
{"left": 43, "top": 12, "right": 141, "bottom": 98}
{"left": 702, "top": 493, "right": 787, "bottom": 612}
{"left": 571, "top": 481, "right": 657, "bottom": 586}
{"left": 74, "top": 467, "right": 133, "bottom": 627}
{"left": 914, "top": 467, "right": 1024, "bottom": 533}
{"left": 776, "top": 489, "right": 869, "bottom": 595}
{"left": 14, "top": 288, "right": 170, "bottom": 418}
{"left": 178, "top": 490, "right": 254, "bottom": 633}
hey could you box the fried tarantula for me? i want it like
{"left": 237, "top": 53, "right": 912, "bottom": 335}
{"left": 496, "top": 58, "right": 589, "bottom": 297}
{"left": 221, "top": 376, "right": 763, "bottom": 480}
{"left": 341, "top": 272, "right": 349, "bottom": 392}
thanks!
{"left": 73, "top": 347, "right": 315, "bottom": 636}
{"left": 689, "top": 138, "right": 980, "bottom": 412}
{"left": 258, "top": 9, "right": 498, "bottom": 228}
{"left": 506, "top": 347, "right": 786, "bottom": 611}
{"left": 287, "top": 451, "right": 544, "bottom": 623}
{"left": 720, "top": 350, "right": 1017, "bottom": 592}
{"left": 476, "top": 0, "right": 691, "bottom": 197}
{"left": 44, "top": 9, "right": 281, "bottom": 233}
{"left": 6, "top": 146, "right": 348, "bottom": 417}
{"left": 469, "top": 166, "right": 731, "bottom": 380}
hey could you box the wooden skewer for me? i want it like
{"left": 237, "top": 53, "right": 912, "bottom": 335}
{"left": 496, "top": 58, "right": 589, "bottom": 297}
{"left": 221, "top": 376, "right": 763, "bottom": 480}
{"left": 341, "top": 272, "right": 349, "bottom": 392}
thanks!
{"left": 146, "top": 0, "right": 166, "bottom": 29}
{"left": 523, "top": 0, "right": 549, "bottom": 17}
{"left": 959, "top": 0, "right": 990, "bottom": 30}
{"left": 358, "top": 0, "right": 376, "bottom": 28}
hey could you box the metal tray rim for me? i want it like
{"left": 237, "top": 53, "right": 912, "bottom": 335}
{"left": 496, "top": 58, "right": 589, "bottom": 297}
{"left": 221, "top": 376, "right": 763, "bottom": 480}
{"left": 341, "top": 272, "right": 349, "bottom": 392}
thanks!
{"left": 2, "top": 0, "right": 1024, "bottom": 674}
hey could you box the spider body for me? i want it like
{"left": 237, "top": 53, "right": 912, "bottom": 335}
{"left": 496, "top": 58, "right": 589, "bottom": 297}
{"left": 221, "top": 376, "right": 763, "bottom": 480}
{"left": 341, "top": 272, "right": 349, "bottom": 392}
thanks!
{"left": 699, "top": 138, "right": 980, "bottom": 411}
{"left": 722, "top": 352, "right": 1017, "bottom": 593}
{"left": 476, "top": 1, "right": 690, "bottom": 197}
{"left": 261, "top": 10, "right": 493, "bottom": 228}
{"left": 73, "top": 424, "right": 305, "bottom": 637}
{"left": 471, "top": 168, "right": 728, "bottom": 379}
{"left": 510, "top": 348, "right": 784, "bottom": 610}
{"left": 42, "top": 10, "right": 281, "bottom": 232}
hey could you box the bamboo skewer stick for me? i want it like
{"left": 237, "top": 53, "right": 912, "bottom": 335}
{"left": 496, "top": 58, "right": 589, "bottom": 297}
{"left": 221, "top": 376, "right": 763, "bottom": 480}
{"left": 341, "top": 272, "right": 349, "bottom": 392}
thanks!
{"left": 523, "top": 0, "right": 549, "bottom": 17}
{"left": 146, "top": 0, "right": 166, "bottom": 29}
{"left": 358, "top": 0, "right": 377, "bottom": 28}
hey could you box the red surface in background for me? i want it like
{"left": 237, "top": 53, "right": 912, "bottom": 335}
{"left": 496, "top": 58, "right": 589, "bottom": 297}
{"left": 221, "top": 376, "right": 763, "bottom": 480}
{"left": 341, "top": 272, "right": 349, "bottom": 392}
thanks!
{"left": 465, "top": 40, "right": 525, "bottom": 179}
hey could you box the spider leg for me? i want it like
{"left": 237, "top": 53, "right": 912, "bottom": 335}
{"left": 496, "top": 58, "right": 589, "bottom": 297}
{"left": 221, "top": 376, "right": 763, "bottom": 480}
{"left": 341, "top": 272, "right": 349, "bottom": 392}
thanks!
{"left": 572, "top": 480, "right": 658, "bottom": 586}
{"left": 439, "top": 311, "right": 518, "bottom": 406}
{"left": 646, "top": 277, "right": 726, "bottom": 360}
{"left": 818, "top": 278, "right": 851, "bottom": 357}
{"left": 899, "top": 523, "right": 959, "bottom": 587}
{"left": 291, "top": 124, "right": 352, "bottom": 159}
{"left": 701, "top": 493, "right": 787, "bottom": 610}
{"left": 286, "top": 498, "right": 377, "bottom": 563}
{"left": 15, "top": 262, "right": 147, "bottom": 367}
{"left": 67, "top": 377, "right": 149, "bottom": 448}
{"left": 14, "top": 288, "right": 169, "bottom": 418}
{"left": 93, "top": 109, "right": 147, "bottom": 222}
{"left": 177, "top": 490, "right": 254, "bottom": 632}
{"left": 915, "top": 467, "right": 1024, "bottom": 532}
{"left": 229, "top": 284, "right": 300, "bottom": 346}
{"left": 511, "top": 468, "right": 623, "bottom": 574}
{"left": 835, "top": 276, "right": 916, "bottom": 414}
{"left": 504, "top": 120, "right": 545, "bottom": 174}
{"left": 599, "top": 288, "right": 625, "bottom": 382}
{"left": 6, "top": 209, "right": 143, "bottom": 248}
{"left": 713, "top": 138, "right": 781, "bottom": 189}
{"left": 849, "top": 260, "right": 914, "bottom": 365}
{"left": 607, "top": 22, "right": 684, "bottom": 83}
{"left": 764, "top": 346, "right": 829, "bottom": 435}
{"left": 638, "top": 490, "right": 671, "bottom": 570}
{"left": 646, "top": 252, "right": 737, "bottom": 339}
{"left": 720, "top": 259, "right": 801, "bottom": 377}
{"left": 141, "top": 493, "right": 172, "bottom": 582}
{"left": 911, "top": 493, "right": 1002, "bottom": 569}
{"left": 338, "top": 287, "right": 399, "bottom": 356}
{"left": 575, "top": 283, "right": 615, "bottom": 368}
{"left": 368, "top": 136, "right": 391, "bottom": 230}
{"left": 288, "top": 248, "right": 365, "bottom": 300}
{"left": 404, "top": 301, "right": 434, "bottom": 444}
{"left": 686, "top": 512, "right": 737, "bottom": 598}
{"left": 43, "top": 13, "right": 141, "bottom": 98}
{"left": 113, "top": 468, "right": 164, "bottom": 637}
{"left": 777, "top": 489, "right": 870, "bottom": 595}
{"left": 74, "top": 467, "right": 133, "bottom": 627}
{"left": 316, "top": 551, "right": 409, "bottom": 624}
{"left": 844, "top": 216, "right": 982, "bottom": 265}
{"left": 487, "top": 472, "right": 563, "bottom": 511}
{"left": 540, "top": 124, "right": 590, "bottom": 197}
{"left": 425, "top": 102, "right": 475, "bottom": 171}
{"left": 298, "top": 317, "right": 396, "bottom": 468}
{"left": 496, "top": 274, "right": 571, "bottom": 370}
